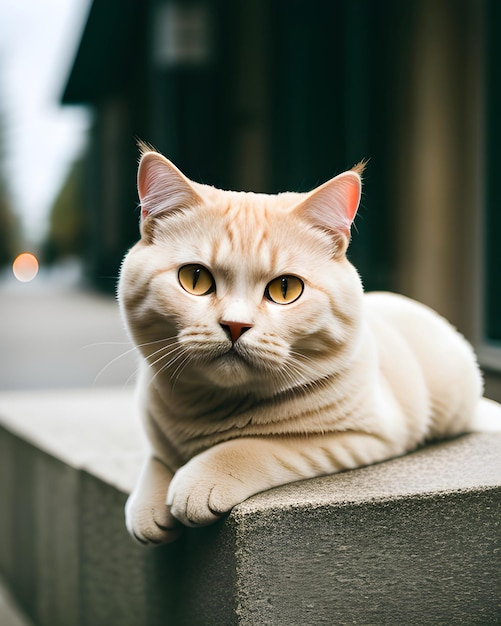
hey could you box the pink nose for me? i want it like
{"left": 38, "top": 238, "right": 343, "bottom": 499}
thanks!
{"left": 220, "top": 321, "right": 253, "bottom": 342}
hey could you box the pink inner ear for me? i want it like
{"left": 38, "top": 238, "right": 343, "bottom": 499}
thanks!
{"left": 137, "top": 154, "right": 158, "bottom": 222}
{"left": 345, "top": 175, "right": 361, "bottom": 223}
{"left": 137, "top": 153, "right": 163, "bottom": 207}
{"left": 138, "top": 163, "right": 150, "bottom": 204}
{"left": 137, "top": 153, "right": 201, "bottom": 223}
{"left": 296, "top": 171, "right": 362, "bottom": 236}
{"left": 138, "top": 160, "right": 155, "bottom": 221}
{"left": 329, "top": 171, "right": 361, "bottom": 228}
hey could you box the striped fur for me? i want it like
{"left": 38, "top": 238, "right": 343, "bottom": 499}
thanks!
{"left": 119, "top": 150, "right": 483, "bottom": 545}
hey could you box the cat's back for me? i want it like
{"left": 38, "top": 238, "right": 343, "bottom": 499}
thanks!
{"left": 364, "top": 291, "right": 471, "bottom": 356}
{"left": 364, "top": 291, "right": 459, "bottom": 339}
{"left": 363, "top": 291, "right": 482, "bottom": 437}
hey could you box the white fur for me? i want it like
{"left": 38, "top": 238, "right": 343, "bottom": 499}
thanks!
{"left": 119, "top": 152, "right": 493, "bottom": 545}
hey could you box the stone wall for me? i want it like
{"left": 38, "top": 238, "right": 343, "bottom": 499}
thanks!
{"left": 0, "top": 389, "right": 500, "bottom": 625}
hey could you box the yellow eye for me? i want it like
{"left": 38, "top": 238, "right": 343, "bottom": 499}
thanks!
{"left": 265, "top": 275, "right": 304, "bottom": 304}
{"left": 178, "top": 264, "right": 215, "bottom": 296}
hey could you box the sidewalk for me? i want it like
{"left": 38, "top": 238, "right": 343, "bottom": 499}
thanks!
{"left": 0, "top": 269, "right": 136, "bottom": 391}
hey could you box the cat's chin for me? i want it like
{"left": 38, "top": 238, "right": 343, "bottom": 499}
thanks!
{"left": 197, "top": 347, "right": 285, "bottom": 393}
{"left": 203, "top": 351, "right": 258, "bottom": 388}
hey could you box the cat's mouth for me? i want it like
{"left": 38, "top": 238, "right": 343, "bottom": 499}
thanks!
{"left": 209, "top": 342, "right": 264, "bottom": 377}
{"left": 187, "top": 339, "right": 281, "bottom": 389}
{"left": 219, "top": 344, "right": 254, "bottom": 366}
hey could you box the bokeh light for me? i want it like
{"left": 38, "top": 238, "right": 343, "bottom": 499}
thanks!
{"left": 12, "top": 253, "right": 39, "bottom": 283}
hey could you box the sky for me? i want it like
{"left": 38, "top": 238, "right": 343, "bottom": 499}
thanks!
{"left": 0, "top": 0, "right": 92, "bottom": 245}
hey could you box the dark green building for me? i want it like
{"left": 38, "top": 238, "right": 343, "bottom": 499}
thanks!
{"left": 62, "top": 0, "right": 500, "bottom": 396}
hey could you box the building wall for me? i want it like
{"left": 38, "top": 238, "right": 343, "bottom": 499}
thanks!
{"left": 389, "top": 0, "right": 500, "bottom": 398}
{"left": 392, "top": 0, "right": 483, "bottom": 335}
{"left": 63, "top": 0, "right": 500, "bottom": 396}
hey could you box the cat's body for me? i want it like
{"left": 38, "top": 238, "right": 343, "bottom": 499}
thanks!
{"left": 119, "top": 148, "right": 484, "bottom": 545}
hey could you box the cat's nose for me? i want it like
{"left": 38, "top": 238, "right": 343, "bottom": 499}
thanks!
{"left": 220, "top": 321, "right": 253, "bottom": 343}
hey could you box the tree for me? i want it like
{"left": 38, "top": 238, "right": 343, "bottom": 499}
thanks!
{"left": 42, "top": 158, "right": 89, "bottom": 264}
{"left": 0, "top": 95, "right": 20, "bottom": 267}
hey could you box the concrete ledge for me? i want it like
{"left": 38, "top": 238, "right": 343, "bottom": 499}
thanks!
{"left": 0, "top": 388, "right": 144, "bottom": 493}
{"left": 0, "top": 389, "right": 500, "bottom": 625}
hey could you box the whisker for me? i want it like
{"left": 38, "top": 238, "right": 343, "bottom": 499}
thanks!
{"left": 146, "top": 343, "right": 185, "bottom": 369}
{"left": 288, "top": 349, "right": 318, "bottom": 367}
{"left": 93, "top": 346, "right": 139, "bottom": 386}
{"left": 274, "top": 358, "right": 330, "bottom": 436}
{"left": 146, "top": 339, "right": 191, "bottom": 388}
{"left": 81, "top": 341, "right": 133, "bottom": 350}
{"left": 137, "top": 337, "right": 179, "bottom": 351}
{"left": 275, "top": 352, "right": 325, "bottom": 396}
{"left": 170, "top": 353, "right": 193, "bottom": 390}
{"left": 123, "top": 368, "right": 139, "bottom": 390}
{"left": 149, "top": 352, "right": 187, "bottom": 388}
{"left": 92, "top": 336, "right": 179, "bottom": 387}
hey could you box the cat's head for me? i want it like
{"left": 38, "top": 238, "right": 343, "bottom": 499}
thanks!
{"left": 119, "top": 148, "right": 365, "bottom": 396}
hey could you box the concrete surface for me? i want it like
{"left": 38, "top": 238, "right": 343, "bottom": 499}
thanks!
{"left": 0, "top": 387, "right": 143, "bottom": 493}
{"left": 230, "top": 433, "right": 501, "bottom": 625}
{"left": 0, "top": 272, "right": 138, "bottom": 624}
{"left": 0, "top": 271, "right": 136, "bottom": 391}
{"left": 0, "top": 388, "right": 500, "bottom": 625}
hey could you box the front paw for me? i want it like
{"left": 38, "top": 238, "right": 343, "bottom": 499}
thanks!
{"left": 166, "top": 458, "right": 249, "bottom": 527}
{"left": 125, "top": 492, "right": 182, "bottom": 546}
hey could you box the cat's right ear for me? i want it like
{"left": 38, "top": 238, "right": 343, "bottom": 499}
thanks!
{"left": 137, "top": 151, "right": 202, "bottom": 236}
{"left": 293, "top": 166, "right": 363, "bottom": 256}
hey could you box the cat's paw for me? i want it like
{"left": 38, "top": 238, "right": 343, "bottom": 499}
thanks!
{"left": 166, "top": 457, "right": 250, "bottom": 527}
{"left": 125, "top": 492, "right": 182, "bottom": 546}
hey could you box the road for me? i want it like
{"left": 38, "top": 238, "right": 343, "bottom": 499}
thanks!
{"left": 0, "top": 267, "right": 137, "bottom": 391}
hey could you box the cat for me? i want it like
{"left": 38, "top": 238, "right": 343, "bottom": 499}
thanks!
{"left": 119, "top": 145, "right": 485, "bottom": 545}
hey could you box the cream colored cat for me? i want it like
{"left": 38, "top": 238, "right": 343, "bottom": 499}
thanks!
{"left": 119, "top": 147, "right": 486, "bottom": 545}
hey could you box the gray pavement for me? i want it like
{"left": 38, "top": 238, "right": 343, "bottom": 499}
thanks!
{"left": 0, "top": 266, "right": 137, "bottom": 391}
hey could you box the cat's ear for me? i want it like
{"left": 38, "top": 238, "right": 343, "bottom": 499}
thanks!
{"left": 293, "top": 166, "right": 363, "bottom": 254}
{"left": 137, "top": 150, "right": 202, "bottom": 230}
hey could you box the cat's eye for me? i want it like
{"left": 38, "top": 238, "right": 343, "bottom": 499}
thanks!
{"left": 265, "top": 275, "right": 304, "bottom": 305}
{"left": 178, "top": 264, "right": 215, "bottom": 296}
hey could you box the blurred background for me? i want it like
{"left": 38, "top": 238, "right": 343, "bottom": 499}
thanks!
{"left": 0, "top": 0, "right": 499, "bottom": 398}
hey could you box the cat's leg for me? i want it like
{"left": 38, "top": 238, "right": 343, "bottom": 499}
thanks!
{"left": 167, "top": 432, "right": 402, "bottom": 527}
{"left": 126, "top": 455, "right": 182, "bottom": 545}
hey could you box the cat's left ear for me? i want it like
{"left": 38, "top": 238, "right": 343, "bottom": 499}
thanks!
{"left": 137, "top": 150, "right": 202, "bottom": 235}
{"left": 293, "top": 165, "right": 363, "bottom": 254}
